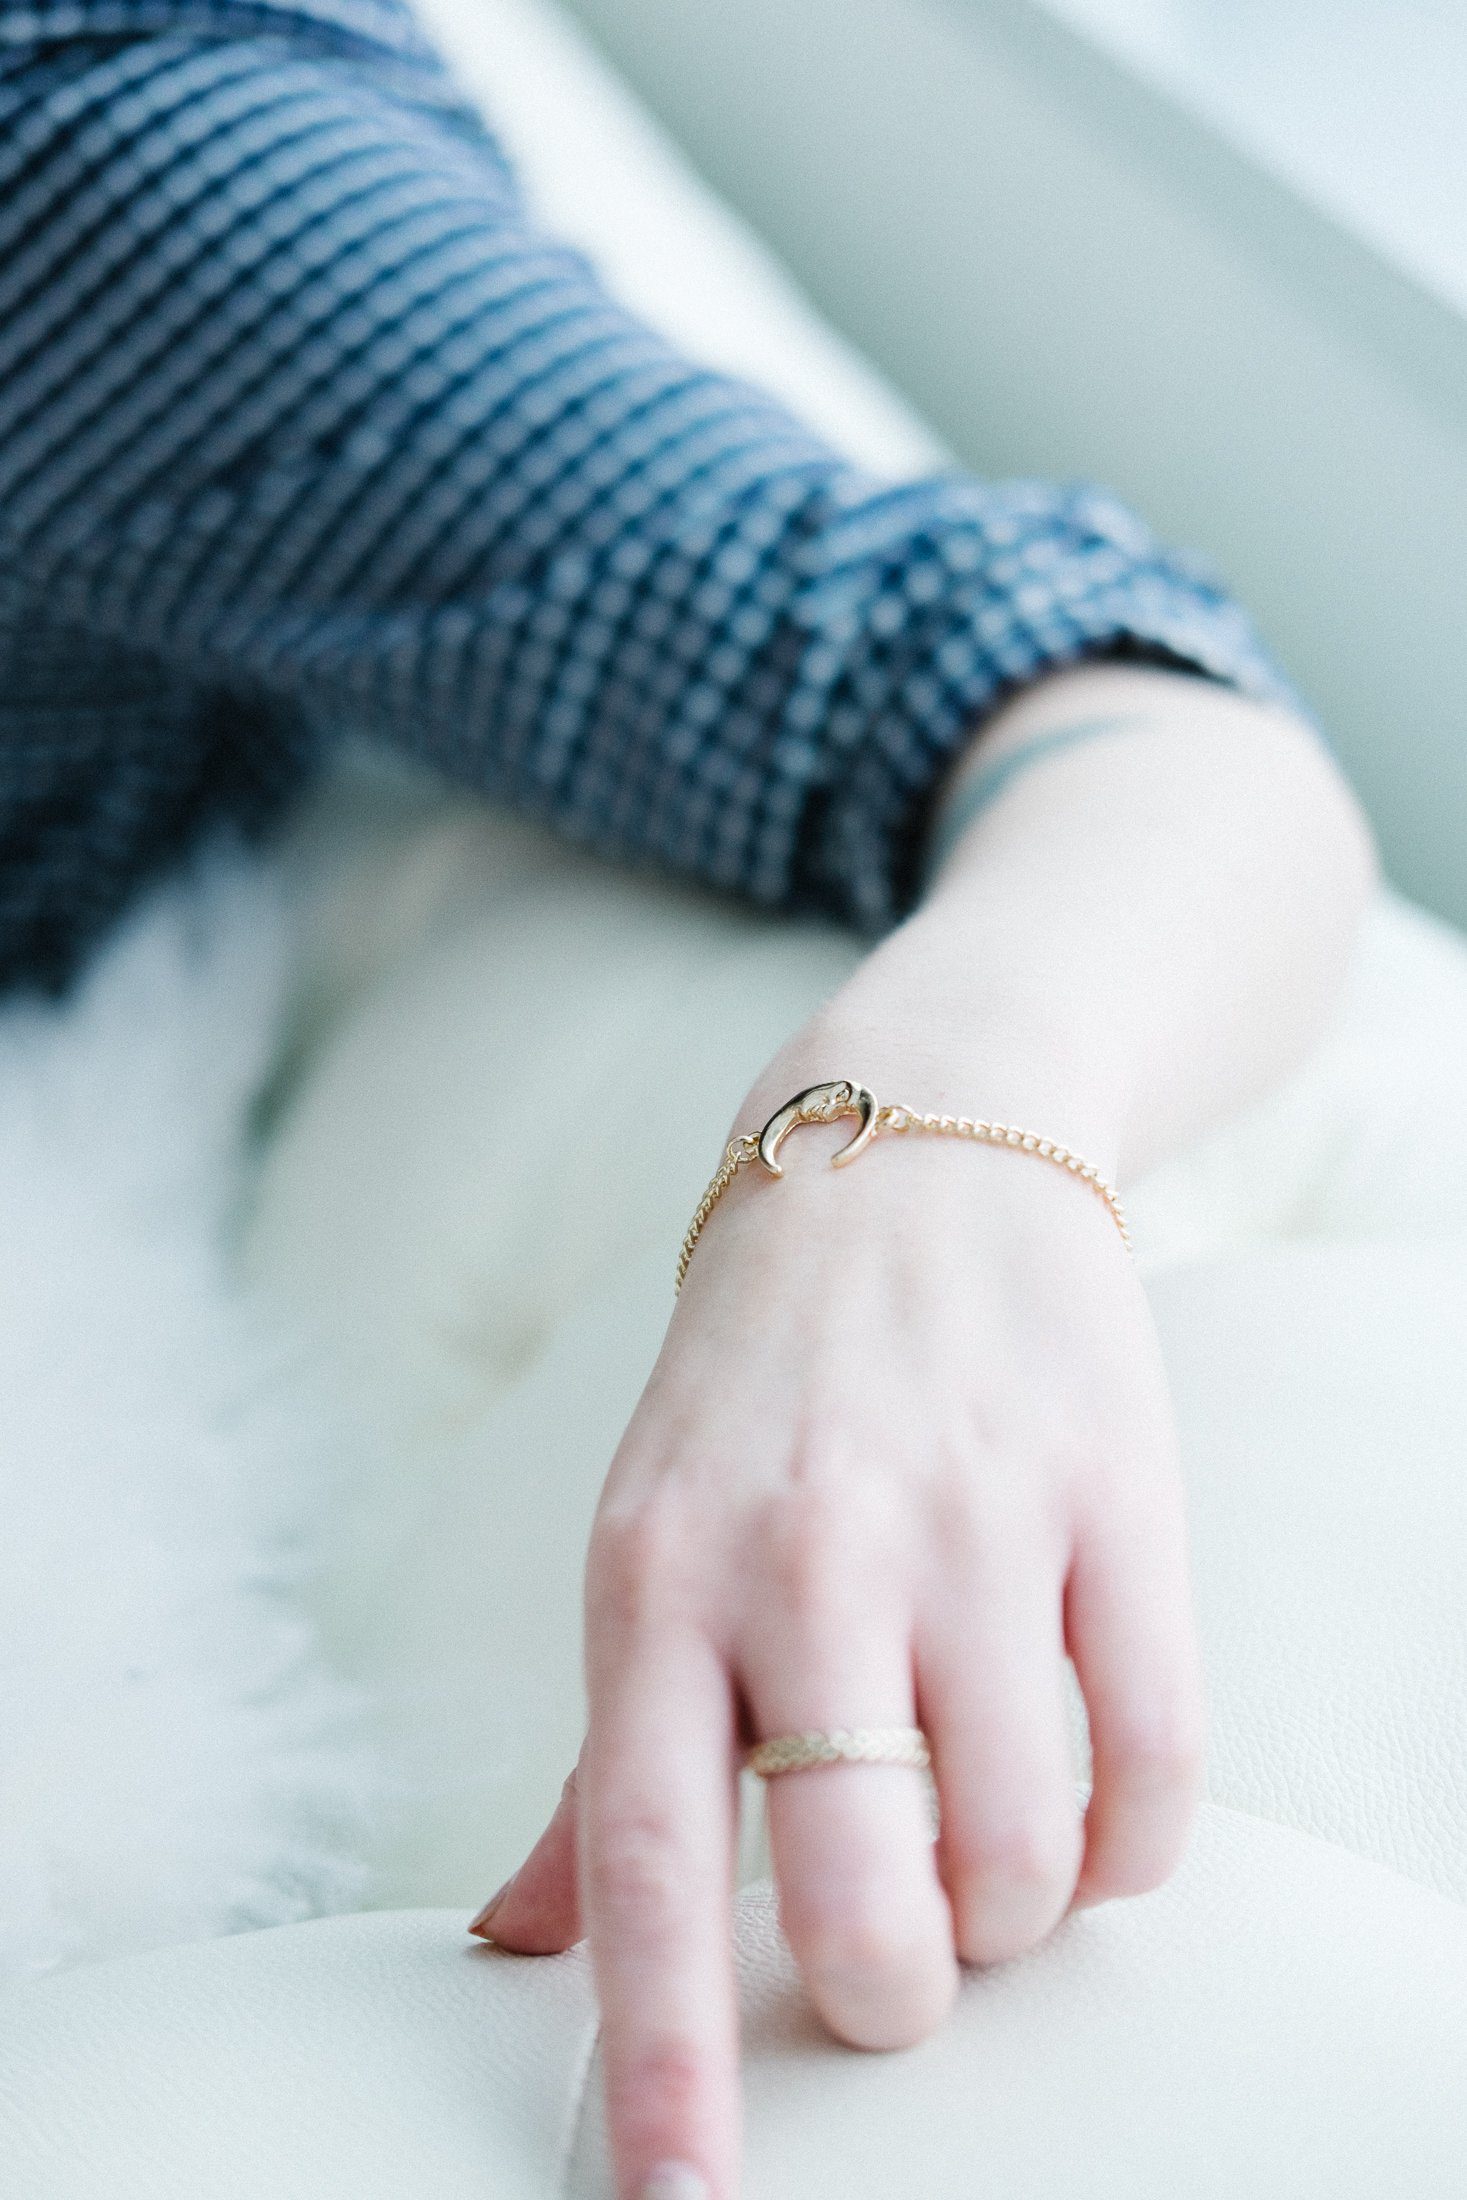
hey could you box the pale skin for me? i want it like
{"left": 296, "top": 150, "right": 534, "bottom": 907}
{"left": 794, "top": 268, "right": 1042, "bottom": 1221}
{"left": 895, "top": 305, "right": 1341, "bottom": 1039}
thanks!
{"left": 473, "top": 659, "right": 1377, "bottom": 2200}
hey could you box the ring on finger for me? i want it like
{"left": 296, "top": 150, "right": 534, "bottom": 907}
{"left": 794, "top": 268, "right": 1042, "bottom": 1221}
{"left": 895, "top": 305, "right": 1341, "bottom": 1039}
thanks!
{"left": 746, "top": 1726, "right": 931, "bottom": 1779}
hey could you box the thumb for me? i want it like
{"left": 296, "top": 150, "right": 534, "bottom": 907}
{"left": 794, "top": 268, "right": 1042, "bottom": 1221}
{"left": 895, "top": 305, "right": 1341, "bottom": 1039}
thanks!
{"left": 469, "top": 1759, "right": 584, "bottom": 1954}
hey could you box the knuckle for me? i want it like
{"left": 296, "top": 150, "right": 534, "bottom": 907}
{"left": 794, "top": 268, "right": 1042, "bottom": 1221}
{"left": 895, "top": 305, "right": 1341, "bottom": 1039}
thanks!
{"left": 588, "top": 1498, "right": 693, "bottom": 1631}
{"left": 602, "top": 2033, "right": 721, "bottom": 2163}
{"left": 951, "top": 1810, "right": 1081, "bottom": 1902}
{"left": 754, "top": 1477, "right": 893, "bottom": 1617}
{"left": 949, "top": 1812, "right": 1080, "bottom": 1965}
{"left": 922, "top": 1429, "right": 1072, "bottom": 1568}
{"left": 788, "top": 1892, "right": 957, "bottom": 2049}
{"left": 586, "top": 1807, "right": 689, "bottom": 1941}
{"left": 1105, "top": 1702, "right": 1206, "bottom": 1796}
{"left": 788, "top": 1888, "right": 931, "bottom": 1988}
{"left": 770, "top": 1511, "right": 847, "bottom": 1615}
{"left": 920, "top": 1458, "right": 992, "bottom": 1557}
{"left": 604, "top": 2034, "right": 706, "bottom": 2133}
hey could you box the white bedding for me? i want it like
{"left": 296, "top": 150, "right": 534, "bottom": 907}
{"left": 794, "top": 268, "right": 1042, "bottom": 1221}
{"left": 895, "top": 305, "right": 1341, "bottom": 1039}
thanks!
{"left": 2, "top": 0, "right": 1464, "bottom": 1988}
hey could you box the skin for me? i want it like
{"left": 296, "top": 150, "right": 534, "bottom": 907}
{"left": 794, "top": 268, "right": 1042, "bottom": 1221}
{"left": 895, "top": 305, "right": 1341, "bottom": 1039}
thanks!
{"left": 473, "top": 660, "right": 1377, "bottom": 2200}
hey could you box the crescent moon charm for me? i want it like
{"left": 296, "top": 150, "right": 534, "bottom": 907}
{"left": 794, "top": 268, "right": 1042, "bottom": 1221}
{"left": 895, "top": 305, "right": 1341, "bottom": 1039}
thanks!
{"left": 756, "top": 1080, "right": 879, "bottom": 1176}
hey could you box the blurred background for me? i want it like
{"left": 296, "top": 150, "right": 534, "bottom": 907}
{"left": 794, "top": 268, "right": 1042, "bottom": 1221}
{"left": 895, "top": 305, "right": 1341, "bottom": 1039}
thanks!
{"left": 556, "top": 0, "right": 1467, "bottom": 927}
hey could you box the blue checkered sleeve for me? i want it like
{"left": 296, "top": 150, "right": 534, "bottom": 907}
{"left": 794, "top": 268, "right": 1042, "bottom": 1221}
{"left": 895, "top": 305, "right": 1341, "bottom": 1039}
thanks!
{"left": 0, "top": 8, "right": 1291, "bottom": 991}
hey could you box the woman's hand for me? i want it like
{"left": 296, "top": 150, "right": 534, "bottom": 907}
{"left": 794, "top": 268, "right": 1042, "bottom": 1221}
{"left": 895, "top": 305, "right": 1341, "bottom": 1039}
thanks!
{"left": 478, "top": 1018, "right": 1203, "bottom": 2200}
{"left": 474, "top": 667, "right": 1373, "bottom": 2200}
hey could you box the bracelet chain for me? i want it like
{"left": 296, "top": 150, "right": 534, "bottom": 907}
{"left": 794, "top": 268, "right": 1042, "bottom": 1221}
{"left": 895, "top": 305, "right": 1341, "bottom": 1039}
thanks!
{"left": 675, "top": 1083, "right": 1131, "bottom": 1290}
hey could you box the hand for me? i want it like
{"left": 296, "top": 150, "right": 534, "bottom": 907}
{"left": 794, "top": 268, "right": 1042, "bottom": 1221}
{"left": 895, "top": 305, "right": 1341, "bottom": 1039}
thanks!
{"left": 475, "top": 1011, "right": 1205, "bottom": 2200}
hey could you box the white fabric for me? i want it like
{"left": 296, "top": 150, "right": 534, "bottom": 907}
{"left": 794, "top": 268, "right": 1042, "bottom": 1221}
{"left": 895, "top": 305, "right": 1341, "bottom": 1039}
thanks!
{"left": 1160, "top": 1243, "right": 1467, "bottom": 1898}
{"left": 0, "top": 858, "right": 368, "bottom": 1983}
{"left": 4, "top": 1808, "right": 1466, "bottom": 2199}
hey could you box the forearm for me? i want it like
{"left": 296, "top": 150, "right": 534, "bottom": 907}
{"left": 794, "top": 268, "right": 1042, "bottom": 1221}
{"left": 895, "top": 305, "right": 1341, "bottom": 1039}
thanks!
{"left": 742, "top": 663, "right": 1377, "bottom": 1183}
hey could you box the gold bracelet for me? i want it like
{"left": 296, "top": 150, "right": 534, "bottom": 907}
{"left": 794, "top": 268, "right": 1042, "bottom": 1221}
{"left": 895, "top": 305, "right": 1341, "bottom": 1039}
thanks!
{"left": 675, "top": 1078, "right": 1130, "bottom": 1290}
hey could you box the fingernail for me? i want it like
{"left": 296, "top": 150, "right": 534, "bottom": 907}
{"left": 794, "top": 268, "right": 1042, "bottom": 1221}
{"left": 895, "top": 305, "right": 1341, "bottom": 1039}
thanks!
{"left": 467, "top": 1879, "right": 513, "bottom": 1939}
{"left": 640, "top": 2166, "right": 710, "bottom": 2200}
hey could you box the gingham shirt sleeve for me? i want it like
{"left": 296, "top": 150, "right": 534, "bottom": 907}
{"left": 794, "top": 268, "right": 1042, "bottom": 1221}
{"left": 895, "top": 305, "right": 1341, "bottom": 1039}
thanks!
{"left": 0, "top": 20, "right": 1292, "bottom": 942}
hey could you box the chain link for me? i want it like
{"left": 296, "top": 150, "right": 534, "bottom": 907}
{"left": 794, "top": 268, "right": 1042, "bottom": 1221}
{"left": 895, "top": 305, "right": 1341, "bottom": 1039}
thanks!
{"left": 675, "top": 1085, "right": 1130, "bottom": 1290}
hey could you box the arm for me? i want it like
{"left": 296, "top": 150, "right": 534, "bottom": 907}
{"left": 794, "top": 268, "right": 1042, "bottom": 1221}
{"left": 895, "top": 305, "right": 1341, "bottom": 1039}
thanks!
{"left": 817, "top": 658, "right": 1377, "bottom": 1179}
{"left": 484, "top": 663, "right": 1375, "bottom": 2200}
{"left": 2, "top": 26, "right": 1283, "bottom": 949}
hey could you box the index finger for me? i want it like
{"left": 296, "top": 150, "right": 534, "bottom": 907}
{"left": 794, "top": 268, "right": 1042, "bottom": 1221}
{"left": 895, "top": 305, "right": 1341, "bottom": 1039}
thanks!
{"left": 580, "top": 1619, "right": 741, "bottom": 2200}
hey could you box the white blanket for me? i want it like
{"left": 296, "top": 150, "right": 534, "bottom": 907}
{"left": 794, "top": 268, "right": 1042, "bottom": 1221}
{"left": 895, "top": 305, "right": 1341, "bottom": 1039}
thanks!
{"left": 3, "top": 0, "right": 1464, "bottom": 1986}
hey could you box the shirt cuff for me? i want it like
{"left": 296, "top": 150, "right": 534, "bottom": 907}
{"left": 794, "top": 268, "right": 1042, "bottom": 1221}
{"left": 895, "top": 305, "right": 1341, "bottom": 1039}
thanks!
{"left": 782, "top": 477, "right": 1299, "bottom": 934}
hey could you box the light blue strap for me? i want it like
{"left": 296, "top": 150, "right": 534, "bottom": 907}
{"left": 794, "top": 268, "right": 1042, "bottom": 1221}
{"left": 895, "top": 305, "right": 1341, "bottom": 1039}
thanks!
{"left": 919, "top": 713, "right": 1145, "bottom": 893}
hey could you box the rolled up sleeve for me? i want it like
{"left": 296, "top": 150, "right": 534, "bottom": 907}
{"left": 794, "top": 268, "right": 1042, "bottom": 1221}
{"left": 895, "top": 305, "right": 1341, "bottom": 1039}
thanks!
{"left": 0, "top": 17, "right": 1292, "bottom": 945}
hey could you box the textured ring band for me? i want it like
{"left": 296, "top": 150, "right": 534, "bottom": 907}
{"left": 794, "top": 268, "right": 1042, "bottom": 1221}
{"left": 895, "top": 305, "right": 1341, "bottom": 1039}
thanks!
{"left": 746, "top": 1727, "right": 932, "bottom": 1780}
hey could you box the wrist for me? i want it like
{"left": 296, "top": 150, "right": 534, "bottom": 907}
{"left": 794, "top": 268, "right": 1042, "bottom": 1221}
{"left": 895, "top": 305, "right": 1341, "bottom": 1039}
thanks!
{"left": 737, "top": 911, "right": 1132, "bottom": 1183}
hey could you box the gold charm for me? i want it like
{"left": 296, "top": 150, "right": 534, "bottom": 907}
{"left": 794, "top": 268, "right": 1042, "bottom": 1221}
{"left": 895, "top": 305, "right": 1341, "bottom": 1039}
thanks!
{"left": 755, "top": 1079, "right": 878, "bottom": 1175}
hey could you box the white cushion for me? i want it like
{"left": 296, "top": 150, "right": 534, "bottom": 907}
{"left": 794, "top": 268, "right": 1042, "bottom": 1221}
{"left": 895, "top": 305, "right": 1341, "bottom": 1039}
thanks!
{"left": 1159, "top": 1242, "right": 1467, "bottom": 1899}
{"left": 2, "top": 1807, "right": 1464, "bottom": 2199}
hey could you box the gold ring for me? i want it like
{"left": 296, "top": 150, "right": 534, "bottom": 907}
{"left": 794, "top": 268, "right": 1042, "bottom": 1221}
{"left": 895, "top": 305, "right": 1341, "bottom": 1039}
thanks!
{"left": 746, "top": 1727, "right": 932, "bottom": 1780}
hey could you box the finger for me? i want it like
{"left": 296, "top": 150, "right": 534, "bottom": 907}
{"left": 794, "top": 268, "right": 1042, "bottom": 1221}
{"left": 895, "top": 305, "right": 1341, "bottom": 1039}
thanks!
{"left": 471, "top": 1760, "right": 583, "bottom": 1953}
{"left": 917, "top": 1570, "right": 1083, "bottom": 1967}
{"left": 581, "top": 1619, "right": 740, "bottom": 2200}
{"left": 743, "top": 1621, "right": 956, "bottom": 2053}
{"left": 1066, "top": 1496, "right": 1205, "bottom": 1907}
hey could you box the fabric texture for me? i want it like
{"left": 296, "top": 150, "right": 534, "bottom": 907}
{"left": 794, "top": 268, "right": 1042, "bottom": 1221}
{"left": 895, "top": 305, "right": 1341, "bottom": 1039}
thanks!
{"left": 0, "top": 0, "right": 1288, "bottom": 994}
{"left": 0, "top": 843, "right": 369, "bottom": 1984}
